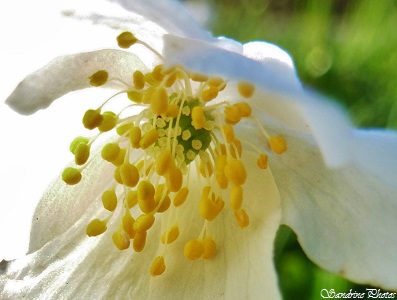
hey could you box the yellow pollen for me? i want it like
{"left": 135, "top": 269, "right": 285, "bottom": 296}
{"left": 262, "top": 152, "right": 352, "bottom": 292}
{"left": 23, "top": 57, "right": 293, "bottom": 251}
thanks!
{"left": 119, "top": 162, "right": 139, "bottom": 187}
{"left": 161, "top": 225, "right": 179, "bottom": 244}
{"left": 199, "top": 186, "right": 224, "bottom": 221}
{"left": 150, "top": 256, "right": 166, "bottom": 276}
{"left": 140, "top": 128, "right": 159, "bottom": 149}
{"left": 112, "top": 229, "right": 130, "bottom": 250}
{"left": 224, "top": 106, "right": 241, "bottom": 125}
{"left": 155, "top": 149, "right": 172, "bottom": 176}
{"left": 215, "top": 155, "right": 228, "bottom": 189}
{"left": 233, "top": 102, "right": 252, "bottom": 117}
{"left": 101, "top": 143, "right": 121, "bottom": 163}
{"left": 208, "top": 76, "right": 224, "bottom": 87}
{"left": 127, "top": 90, "right": 143, "bottom": 103}
{"left": 234, "top": 208, "right": 250, "bottom": 228}
{"left": 133, "top": 214, "right": 155, "bottom": 232}
{"left": 150, "top": 87, "right": 169, "bottom": 115}
{"left": 202, "top": 237, "right": 217, "bottom": 259}
{"left": 173, "top": 187, "right": 189, "bottom": 207}
{"left": 184, "top": 240, "right": 205, "bottom": 260}
{"left": 224, "top": 159, "right": 247, "bottom": 186}
{"left": 269, "top": 135, "right": 287, "bottom": 154}
{"left": 137, "top": 181, "right": 156, "bottom": 213}
{"left": 237, "top": 81, "right": 255, "bottom": 98}
{"left": 201, "top": 87, "right": 218, "bottom": 102}
{"left": 223, "top": 124, "right": 235, "bottom": 143}
{"left": 89, "top": 70, "right": 108, "bottom": 87}
{"left": 133, "top": 70, "right": 145, "bottom": 89}
{"left": 117, "top": 31, "right": 138, "bottom": 49}
{"left": 191, "top": 106, "right": 206, "bottom": 130}
{"left": 190, "top": 72, "right": 209, "bottom": 82}
{"left": 122, "top": 210, "right": 136, "bottom": 239}
{"left": 133, "top": 231, "right": 147, "bottom": 252}
{"left": 102, "top": 189, "right": 118, "bottom": 211}
{"left": 62, "top": 167, "right": 82, "bottom": 185}
{"left": 257, "top": 153, "right": 268, "bottom": 169}
{"left": 230, "top": 185, "right": 243, "bottom": 210}
{"left": 86, "top": 219, "right": 107, "bottom": 237}
{"left": 98, "top": 111, "right": 118, "bottom": 132}
{"left": 129, "top": 126, "right": 142, "bottom": 149}
{"left": 166, "top": 103, "right": 180, "bottom": 118}
{"left": 82, "top": 109, "right": 103, "bottom": 130}
{"left": 74, "top": 142, "right": 90, "bottom": 165}
{"left": 126, "top": 190, "right": 138, "bottom": 209}
{"left": 166, "top": 166, "right": 183, "bottom": 192}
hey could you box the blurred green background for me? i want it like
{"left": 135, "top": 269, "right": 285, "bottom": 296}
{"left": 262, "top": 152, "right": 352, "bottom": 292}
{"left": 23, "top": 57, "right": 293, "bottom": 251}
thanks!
{"left": 204, "top": 0, "right": 397, "bottom": 299}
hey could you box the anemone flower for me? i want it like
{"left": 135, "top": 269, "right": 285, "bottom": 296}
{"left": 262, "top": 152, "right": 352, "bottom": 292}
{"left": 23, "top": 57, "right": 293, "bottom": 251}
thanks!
{"left": 1, "top": 0, "right": 397, "bottom": 299}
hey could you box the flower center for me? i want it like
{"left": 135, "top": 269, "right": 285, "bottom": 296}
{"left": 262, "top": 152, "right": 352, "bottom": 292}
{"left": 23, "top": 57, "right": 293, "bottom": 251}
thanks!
{"left": 61, "top": 32, "right": 287, "bottom": 277}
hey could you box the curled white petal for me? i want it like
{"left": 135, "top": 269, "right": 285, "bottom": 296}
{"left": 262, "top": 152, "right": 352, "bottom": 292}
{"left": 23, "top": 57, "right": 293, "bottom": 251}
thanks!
{"left": 108, "top": 0, "right": 211, "bottom": 40}
{"left": 6, "top": 50, "right": 147, "bottom": 115}
{"left": 270, "top": 126, "right": 397, "bottom": 290}
{"left": 0, "top": 153, "right": 282, "bottom": 299}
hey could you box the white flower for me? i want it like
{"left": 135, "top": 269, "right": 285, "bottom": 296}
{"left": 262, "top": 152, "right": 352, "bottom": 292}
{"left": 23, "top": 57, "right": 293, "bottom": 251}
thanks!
{"left": 1, "top": 0, "right": 397, "bottom": 299}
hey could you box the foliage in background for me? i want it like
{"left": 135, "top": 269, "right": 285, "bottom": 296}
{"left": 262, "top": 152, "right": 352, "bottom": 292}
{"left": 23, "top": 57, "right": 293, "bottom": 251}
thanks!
{"left": 204, "top": 0, "right": 397, "bottom": 298}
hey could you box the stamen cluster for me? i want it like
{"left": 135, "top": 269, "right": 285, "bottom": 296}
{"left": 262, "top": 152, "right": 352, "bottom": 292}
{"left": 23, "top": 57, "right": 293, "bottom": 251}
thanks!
{"left": 61, "top": 31, "right": 287, "bottom": 277}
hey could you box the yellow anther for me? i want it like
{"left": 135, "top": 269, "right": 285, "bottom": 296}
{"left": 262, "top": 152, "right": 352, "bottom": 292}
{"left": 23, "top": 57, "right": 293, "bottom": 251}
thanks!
{"left": 161, "top": 225, "right": 179, "bottom": 244}
{"left": 230, "top": 185, "right": 243, "bottom": 210}
{"left": 62, "top": 167, "right": 82, "bottom": 185}
{"left": 127, "top": 90, "right": 143, "bottom": 103}
{"left": 89, "top": 70, "right": 108, "bottom": 87}
{"left": 150, "top": 87, "right": 168, "bottom": 116}
{"left": 201, "top": 87, "right": 218, "bottom": 102}
{"left": 166, "top": 103, "right": 180, "bottom": 118}
{"left": 234, "top": 102, "right": 252, "bottom": 117}
{"left": 234, "top": 208, "right": 250, "bottom": 228}
{"left": 122, "top": 210, "right": 135, "bottom": 239}
{"left": 114, "top": 166, "right": 123, "bottom": 185}
{"left": 215, "top": 155, "right": 228, "bottom": 189}
{"left": 223, "top": 124, "right": 235, "bottom": 143}
{"left": 224, "top": 159, "right": 247, "bottom": 186}
{"left": 152, "top": 65, "right": 164, "bottom": 81}
{"left": 101, "top": 142, "right": 121, "bottom": 163}
{"left": 224, "top": 106, "right": 241, "bottom": 125}
{"left": 140, "top": 128, "right": 159, "bottom": 149}
{"left": 269, "top": 135, "right": 287, "bottom": 154}
{"left": 86, "top": 219, "right": 107, "bottom": 237}
{"left": 157, "top": 195, "right": 171, "bottom": 213}
{"left": 112, "top": 147, "right": 126, "bottom": 167}
{"left": 173, "top": 187, "right": 189, "bottom": 207}
{"left": 142, "top": 86, "right": 155, "bottom": 104}
{"left": 164, "top": 73, "right": 177, "bottom": 88}
{"left": 257, "top": 153, "right": 268, "bottom": 169}
{"left": 191, "top": 106, "right": 206, "bottom": 130}
{"left": 98, "top": 111, "right": 118, "bottom": 132}
{"left": 82, "top": 109, "right": 103, "bottom": 130}
{"left": 119, "top": 162, "right": 139, "bottom": 187}
{"left": 133, "top": 231, "right": 147, "bottom": 252}
{"left": 145, "top": 73, "right": 161, "bottom": 87}
{"left": 112, "top": 229, "right": 130, "bottom": 250}
{"left": 184, "top": 240, "right": 205, "bottom": 260}
{"left": 208, "top": 76, "right": 224, "bottom": 87}
{"left": 133, "top": 70, "right": 145, "bottom": 89}
{"left": 69, "top": 136, "right": 89, "bottom": 154}
{"left": 74, "top": 142, "right": 90, "bottom": 165}
{"left": 150, "top": 256, "right": 166, "bottom": 277}
{"left": 166, "top": 166, "right": 183, "bottom": 192}
{"left": 190, "top": 72, "right": 208, "bottom": 82}
{"left": 137, "top": 181, "right": 156, "bottom": 213}
{"left": 199, "top": 187, "right": 224, "bottom": 221}
{"left": 202, "top": 237, "right": 216, "bottom": 259}
{"left": 133, "top": 214, "right": 155, "bottom": 232}
{"left": 102, "top": 189, "right": 118, "bottom": 211}
{"left": 237, "top": 81, "right": 255, "bottom": 98}
{"left": 199, "top": 160, "right": 213, "bottom": 178}
{"left": 117, "top": 31, "right": 138, "bottom": 49}
{"left": 129, "top": 126, "right": 142, "bottom": 149}
{"left": 126, "top": 189, "right": 138, "bottom": 209}
{"left": 116, "top": 123, "right": 133, "bottom": 136}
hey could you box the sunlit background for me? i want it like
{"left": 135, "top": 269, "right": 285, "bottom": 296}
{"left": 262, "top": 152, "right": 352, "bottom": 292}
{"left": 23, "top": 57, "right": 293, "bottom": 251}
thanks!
{"left": 199, "top": 0, "right": 396, "bottom": 299}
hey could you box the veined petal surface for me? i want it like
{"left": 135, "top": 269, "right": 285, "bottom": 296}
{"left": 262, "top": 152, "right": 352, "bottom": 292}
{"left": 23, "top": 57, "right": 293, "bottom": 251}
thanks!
{"left": 0, "top": 153, "right": 281, "bottom": 300}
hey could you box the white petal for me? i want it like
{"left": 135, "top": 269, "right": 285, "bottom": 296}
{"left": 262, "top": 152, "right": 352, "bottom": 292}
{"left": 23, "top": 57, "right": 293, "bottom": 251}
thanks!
{"left": 164, "top": 35, "right": 355, "bottom": 167}
{"left": 269, "top": 126, "right": 397, "bottom": 290}
{"left": 6, "top": 50, "right": 147, "bottom": 115}
{"left": 0, "top": 153, "right": 281, "bottom": 299}
{"left": 108, "top": 0, "right": 211, "bottom": 40}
